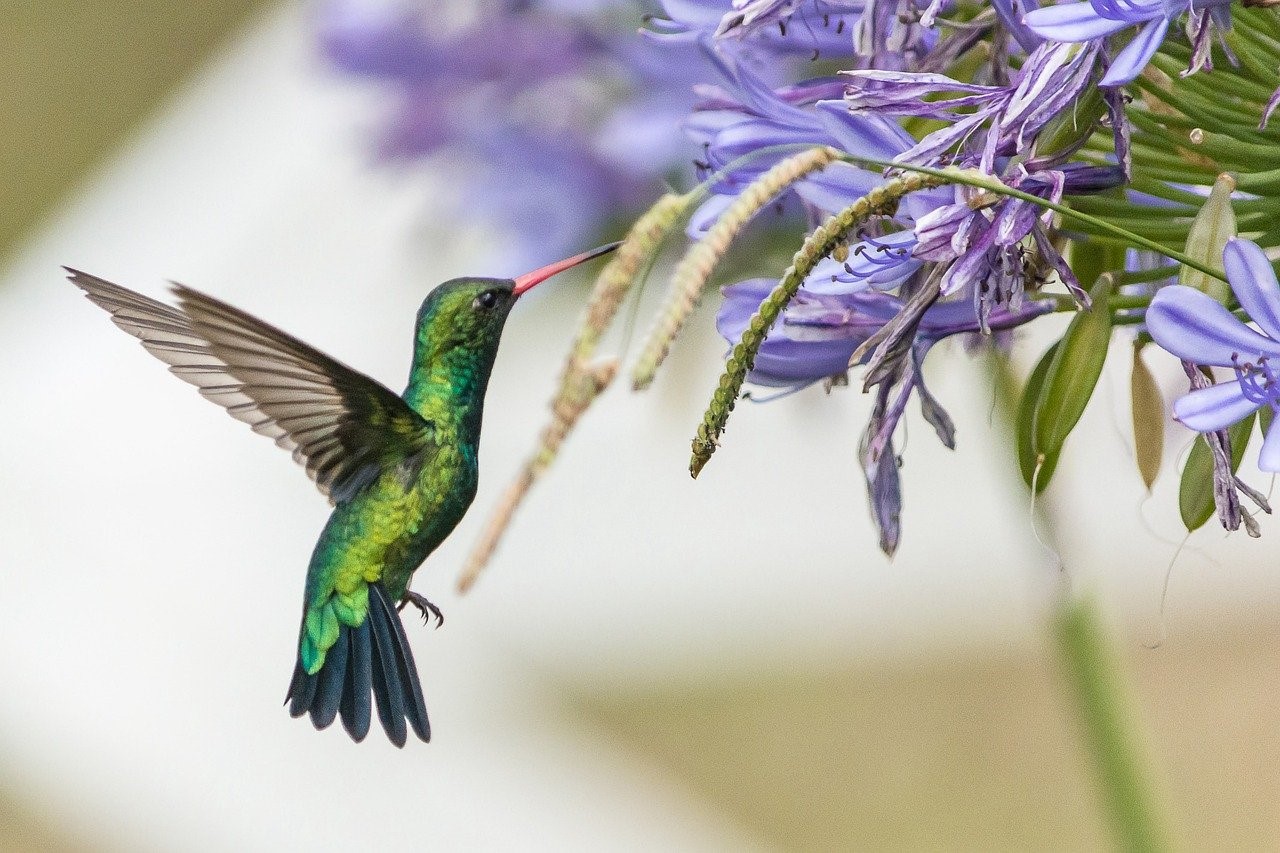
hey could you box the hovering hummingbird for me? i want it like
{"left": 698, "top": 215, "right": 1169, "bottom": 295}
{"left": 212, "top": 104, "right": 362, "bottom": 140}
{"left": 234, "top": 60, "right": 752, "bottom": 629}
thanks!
{"left": 66, "top": 242, "right": 618, "bottom": 746}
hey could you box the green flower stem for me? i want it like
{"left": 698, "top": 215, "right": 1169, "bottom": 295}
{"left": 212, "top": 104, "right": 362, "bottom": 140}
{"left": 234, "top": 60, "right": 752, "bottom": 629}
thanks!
{"left": 1113, "top": 265, "right": 1180, "bottom": 286}
{"left": 1054, "top": 595, "right": 1176, "bottom": 852}
{"left": 1132, "top": 80, "right": 1272, "bottom": 142}
{"left": 1039, "top": 293, "right": 1154, "bottom": 316}
{"left": 992, "top": 355, "right": 1176, "bottom": 851}
{"left": 1089, "top": 135, "right": 1214, "bottom": 174}
{"left": 1234, "top": 167, "right": 1280, "bottom": 194}
{"left": 1150, "top": 51, "right": 1275, "bottom": 100}
{"left": 1187, "top": 131, "right": 1280, "bottom": 171}
{"left": 1221, "top": 32, "right": 1280, "bottom": 84}
{"left": 1232, "top": 17, "right": 1280, "bottom": 59}
{"left": 1063, "top": 210, "right": 1272, "bottom": 242}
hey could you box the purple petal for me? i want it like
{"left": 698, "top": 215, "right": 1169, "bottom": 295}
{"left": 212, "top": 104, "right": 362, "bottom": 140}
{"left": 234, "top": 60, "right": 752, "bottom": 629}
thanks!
{"left": 656, "top": 0, "right": 726, "bottom": 28}
{"left": 814, "top": 101, "right": 914, "bottom": 163}
{"left": 842, "top": 69, "right": 999, "bottom": 94}
{"left": 1263, "top": 83, "right": 1280, "bottom": 129}
{"left": 717, "top": 280, "right": 863, "bottom": 386}
{"left": 792, "top": 162, "right": 880, "bottom": 214}
{"left": 1224, "top": 238, "right": 1280, "bottom": 340}
{"left": 1259, "top": 417, "right": 1280, "bottom": 472}
{"left": 1172, "top": 381, "right": 1260, "bottom": 432}
{"left": 686, "top": 193, "right": 735, "bottom": 237}
{"left": 1023, "top": 2, "right": 1134, "bottom": 40}
{"left": 1099, "top": 18, "right": 1169, "bottom": 86}
{"left": 993, "top": 0, "right": 1045, "bottom": 51}
{"left": 801, "top": 232, "right": 921, "bottom": 295}
{"left": 1146, "top": 286, "right": 1280, "bottom": 366}
{"left": 710, "top": 119, "right": 822, "bottom": 165}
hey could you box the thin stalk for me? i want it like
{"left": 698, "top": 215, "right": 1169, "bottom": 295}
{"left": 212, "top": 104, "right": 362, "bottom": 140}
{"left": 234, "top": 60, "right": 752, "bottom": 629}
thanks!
{"left": 1054, "top": 596, "right": 1176, "bottom": 852}
{"left": 838, "top": 160, "right": 1228, "bottom": 283}
{"left": 989, "top": 354, "right": 1177, "bottom": 851}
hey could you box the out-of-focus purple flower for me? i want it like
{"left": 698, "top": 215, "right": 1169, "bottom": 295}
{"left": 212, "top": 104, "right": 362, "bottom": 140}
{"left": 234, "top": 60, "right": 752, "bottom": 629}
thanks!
{"left": 717, "top": 271, "right": 1053, "bottom": 386}
{"left": 1024, "top": 0, "right": 1234, "bottom": 86}
{"left": 1147, "top": 238, "right": 1280, "bottom": 470}
{"left": 317, "top": 0, "right": 697, "bottom": 270}
{"left": 646, "top": 0, "right": 865, "bottom": 56}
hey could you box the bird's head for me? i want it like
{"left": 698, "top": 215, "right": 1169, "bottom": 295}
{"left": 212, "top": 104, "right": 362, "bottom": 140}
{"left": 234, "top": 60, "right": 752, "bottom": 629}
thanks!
{"left": 413, "top": 241, "right": 621, "bottom": 359}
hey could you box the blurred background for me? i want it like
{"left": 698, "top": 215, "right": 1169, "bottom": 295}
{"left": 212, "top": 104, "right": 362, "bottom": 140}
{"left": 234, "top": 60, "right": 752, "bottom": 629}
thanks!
{"left": 1, "top": 2, "right": 1277, "bottom": 849}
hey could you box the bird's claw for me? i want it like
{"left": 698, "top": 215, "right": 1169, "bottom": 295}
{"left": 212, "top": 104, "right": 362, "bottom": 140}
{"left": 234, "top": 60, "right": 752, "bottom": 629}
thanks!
{"left": 398, "top": 591, "right": 444, "bottom": 628}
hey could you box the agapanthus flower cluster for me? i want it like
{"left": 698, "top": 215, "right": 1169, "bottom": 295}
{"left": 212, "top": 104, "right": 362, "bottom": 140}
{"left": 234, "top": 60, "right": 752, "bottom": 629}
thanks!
{"left": 634, "top": 0, "right": 1280, "bottom": 552}
{"left": 322, "top": 0, "right": 1280, "bottom": 555}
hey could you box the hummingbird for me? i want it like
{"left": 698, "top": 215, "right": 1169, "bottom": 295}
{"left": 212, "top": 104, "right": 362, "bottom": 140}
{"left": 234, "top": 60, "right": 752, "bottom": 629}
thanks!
{"left": 66, "top": 242, "right": 618, "bottom": 747}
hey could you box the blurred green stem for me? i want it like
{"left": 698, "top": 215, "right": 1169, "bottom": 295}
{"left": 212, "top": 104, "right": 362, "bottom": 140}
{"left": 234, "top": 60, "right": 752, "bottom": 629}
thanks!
{"left": 993, "top": 352, "right": 1174, "bottom": 850}
{"left": 1053, "top": 595, "right": 1174, "bottom": 852}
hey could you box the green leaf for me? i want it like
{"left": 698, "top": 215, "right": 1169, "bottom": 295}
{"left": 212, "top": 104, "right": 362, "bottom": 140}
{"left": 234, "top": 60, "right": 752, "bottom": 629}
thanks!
{"left": 1037, "top": 88, "right": 1106, "bottom": 160}
{"left": 1068, "top": 241, "right": 1125, "bottom": 295}
{"left": 1023, "top": 274, "right": 1115, "bottom": 494}
{"left": 1130, "top": 343, "right": 1164, "bottom": 491}
{"left": 1179, "top": 173, "right": 1236, "bottom": 303}
{"left": 1179, "top": 413, "right": 1255, "bottom": 532}
{"left": 1018, "top": 342, "right": 1060, "bottom": 493}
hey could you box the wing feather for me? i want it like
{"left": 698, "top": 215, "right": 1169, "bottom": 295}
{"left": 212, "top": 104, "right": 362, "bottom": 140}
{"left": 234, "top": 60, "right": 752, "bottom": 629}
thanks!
{"left": 67, "top": 268, "right": 432, "bottom": 502}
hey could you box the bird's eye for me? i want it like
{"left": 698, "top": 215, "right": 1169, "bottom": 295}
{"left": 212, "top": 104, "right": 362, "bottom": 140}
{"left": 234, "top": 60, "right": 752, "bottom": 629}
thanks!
{"left": 473, "top": 290, "right": 499, "bottom": 311}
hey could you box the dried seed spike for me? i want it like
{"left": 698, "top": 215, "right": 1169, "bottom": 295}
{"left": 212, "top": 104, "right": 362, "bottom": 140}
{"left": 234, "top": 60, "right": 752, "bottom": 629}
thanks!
{"left": 457, "top": 193, "right": 690, "bottom": 592}
{"left": 569, "top": 193, "right": 690, "bottom": 368}
{"left": 690, "top": 171, "right": 941, "bottom": 478}
{"left": 631, "top": 146, "right": 841, "bottom": 391}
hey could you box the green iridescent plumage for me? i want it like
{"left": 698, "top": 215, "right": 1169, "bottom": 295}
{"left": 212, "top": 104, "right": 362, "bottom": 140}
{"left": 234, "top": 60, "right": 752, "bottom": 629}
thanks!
{"left": 66, "top": 243, "right": 616, "bottom": 747}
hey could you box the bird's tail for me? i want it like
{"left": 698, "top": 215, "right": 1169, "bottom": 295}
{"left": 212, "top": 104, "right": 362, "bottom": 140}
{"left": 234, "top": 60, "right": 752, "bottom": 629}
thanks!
{"left": 285, "top": 582, "right": 430, "bottom": 747}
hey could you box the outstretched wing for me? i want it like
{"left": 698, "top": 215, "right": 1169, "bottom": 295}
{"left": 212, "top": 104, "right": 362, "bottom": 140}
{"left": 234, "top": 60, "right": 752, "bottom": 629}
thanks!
{"left": 67, "top": 268, "right": 432, "bottom": 503}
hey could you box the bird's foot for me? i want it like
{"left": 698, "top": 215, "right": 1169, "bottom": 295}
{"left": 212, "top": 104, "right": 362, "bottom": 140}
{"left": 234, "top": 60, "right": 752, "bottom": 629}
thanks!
{"left": 398, "top": 591, "right": 444, "bottom": 628}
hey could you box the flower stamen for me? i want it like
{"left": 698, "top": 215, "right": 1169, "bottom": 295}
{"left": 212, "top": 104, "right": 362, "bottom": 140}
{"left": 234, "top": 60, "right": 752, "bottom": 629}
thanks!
{"left": 1231, "top": 353, "right": 1280, "bottom": 406}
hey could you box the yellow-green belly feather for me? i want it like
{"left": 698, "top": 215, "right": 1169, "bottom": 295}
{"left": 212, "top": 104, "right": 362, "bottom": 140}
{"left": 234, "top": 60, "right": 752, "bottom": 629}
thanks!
{"left": 299, "top": 443, "right": 475, "bottom": 675}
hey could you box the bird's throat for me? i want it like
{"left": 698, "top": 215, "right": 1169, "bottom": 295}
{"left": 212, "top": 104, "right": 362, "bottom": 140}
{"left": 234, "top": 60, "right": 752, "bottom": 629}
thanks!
{"left": 403, "top": 347, "right": 496, "bottom": 444}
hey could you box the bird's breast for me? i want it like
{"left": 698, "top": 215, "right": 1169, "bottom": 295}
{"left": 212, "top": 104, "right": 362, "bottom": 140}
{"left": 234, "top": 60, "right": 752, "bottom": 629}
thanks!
{"left": 307, "top": 440, "right": 478, "bottom": 604}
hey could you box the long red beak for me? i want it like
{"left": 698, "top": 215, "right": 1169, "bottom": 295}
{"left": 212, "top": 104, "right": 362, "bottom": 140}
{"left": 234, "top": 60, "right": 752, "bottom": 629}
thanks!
{"left": 511, "top": 241, "right": 622, "bottom": 296}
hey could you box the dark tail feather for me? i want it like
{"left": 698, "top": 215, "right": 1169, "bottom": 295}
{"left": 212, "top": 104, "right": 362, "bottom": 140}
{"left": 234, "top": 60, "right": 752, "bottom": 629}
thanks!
{"left": 369, "top": 583, "right": 430, "bottom": 743}
{"left": 367, "top": 597, "right": 408, "bottom": 747}
{"left": 284, "top": 582, "right": 430, "bottom": 746}
{"left": 339, "top": 619, "right": 373, "bottom": 742}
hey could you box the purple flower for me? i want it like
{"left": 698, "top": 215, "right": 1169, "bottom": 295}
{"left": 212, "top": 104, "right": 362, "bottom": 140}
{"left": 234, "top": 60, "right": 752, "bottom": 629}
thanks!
{"left": 911, "top": 164, "right": 1123, "bottom": 311}
{"left": 843, "top": 40, "right": 1102, "bottom": 165}
{"left": 1024, "top": 0, "right": 1233, "bottom": 86}
{"left": 717, "top": 267, "right": 1052, "bottom": 555}
{"left": 1146, "top": 238, "right": 1280, "bottom": 470}
{"left": 316, "top": 0, "right": 695, "bottom": 270}
{"left": 716, "top": 269, "right": 1053, "bottom": 387}
{"left": 646, "top": 0, "right": 864, "bottom": 57}
{"left": 681, "top": 51, "right": 947, "bottom": 233}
